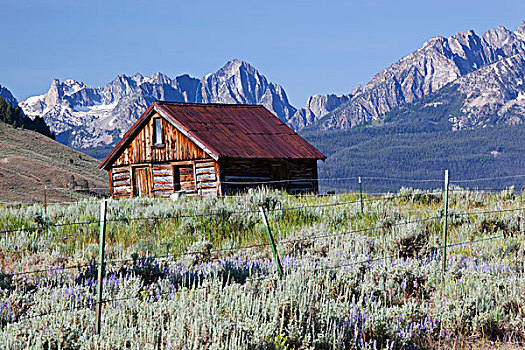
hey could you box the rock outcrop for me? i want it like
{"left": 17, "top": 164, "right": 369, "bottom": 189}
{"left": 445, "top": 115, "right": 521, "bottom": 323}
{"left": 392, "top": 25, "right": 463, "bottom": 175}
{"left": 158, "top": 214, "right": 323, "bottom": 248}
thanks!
{"left": 0, "top": 85, "right": 17, "bottom": 106}
{"left": 450, "top": 54, "right": 525, "bottom": 129}
{"left": 198, "top": 59, "right": 296, "bottom": 120}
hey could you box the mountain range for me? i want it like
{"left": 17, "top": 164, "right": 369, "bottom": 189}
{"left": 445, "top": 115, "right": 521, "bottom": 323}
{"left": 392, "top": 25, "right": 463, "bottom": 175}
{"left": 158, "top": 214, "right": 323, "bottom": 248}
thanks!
{"left": 19, "top": 59, "right": 296, "bottom": 153}
{"left": 6, "top": 20, "right": 525, "bottom": 192}
{"left": 19, "top": 21, "right": 525, "bottom": 155}
{"left": 301, "top": 21, "right": 525, "bottom": 131}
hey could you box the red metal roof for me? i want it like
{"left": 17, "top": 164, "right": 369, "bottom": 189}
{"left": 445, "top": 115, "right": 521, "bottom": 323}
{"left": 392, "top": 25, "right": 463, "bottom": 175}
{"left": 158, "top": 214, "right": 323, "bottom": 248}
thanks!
{"left": 100, "top": 101, "right": 325, "bottom": 169}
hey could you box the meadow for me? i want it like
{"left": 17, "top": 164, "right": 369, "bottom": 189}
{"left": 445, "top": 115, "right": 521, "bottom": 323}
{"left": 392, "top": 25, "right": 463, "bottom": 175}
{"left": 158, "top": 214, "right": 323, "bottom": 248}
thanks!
{"left": 0, "top": 186, "right": 524, "bottom": 349}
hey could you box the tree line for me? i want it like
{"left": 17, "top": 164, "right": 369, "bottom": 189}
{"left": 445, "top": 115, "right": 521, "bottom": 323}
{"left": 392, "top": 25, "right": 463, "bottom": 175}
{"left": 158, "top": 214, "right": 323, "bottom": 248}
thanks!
{"left": 0, "top": 97, "right": 54, "bottom": 138}
{"left": 304, "top": 122, "right": 525, "bottom": 193}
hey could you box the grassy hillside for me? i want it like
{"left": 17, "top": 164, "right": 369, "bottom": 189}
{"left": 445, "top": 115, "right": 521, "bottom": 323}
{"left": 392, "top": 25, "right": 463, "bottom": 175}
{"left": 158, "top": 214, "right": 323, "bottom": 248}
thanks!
{"left": 0, "top": 122, "right": 108, "bottom": 204}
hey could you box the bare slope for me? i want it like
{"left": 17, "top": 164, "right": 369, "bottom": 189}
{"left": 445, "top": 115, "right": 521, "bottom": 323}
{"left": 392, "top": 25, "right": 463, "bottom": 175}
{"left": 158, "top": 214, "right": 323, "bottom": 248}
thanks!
{"left": 0, "top": 122, "right": 108, "bottom": 204}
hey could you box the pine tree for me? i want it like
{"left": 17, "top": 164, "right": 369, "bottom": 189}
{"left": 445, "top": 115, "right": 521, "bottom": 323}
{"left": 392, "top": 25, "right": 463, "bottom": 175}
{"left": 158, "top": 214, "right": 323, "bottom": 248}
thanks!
{"left": 0, "top": 98, "right": 7, "bottom": 122}
{"left": 0, "top": 97, "right": 54, "bottom": 139}
{"left": 5, "top": 104, "right": 15, "bottom": 124}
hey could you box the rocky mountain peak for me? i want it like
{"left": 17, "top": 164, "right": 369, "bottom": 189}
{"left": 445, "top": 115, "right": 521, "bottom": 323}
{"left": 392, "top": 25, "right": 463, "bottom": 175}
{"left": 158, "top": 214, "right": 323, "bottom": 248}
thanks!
{"left": 482, "top": 25, "right": 518, "bottom": 51}
{"left": 516, "top": 21, "right": 525, "bottom": 37}
{"left": 295, "top": 21, "right": 525, "bottom": 131}
{"left": 44, "top": 79, "right": 64, "bottom": 107}
{"left": 149, "top": 72, "right": 170, "bottom": 85}
{"left": 220, "top": 59, "right": 253, "bottom": 74}
{"left": 0, "top": 85, "right": 17, "bottom": 106}
{"left": 289, "top": 93, "right": 352, "bottom": 130}
{"left": 197, "top": 59, "right": 296, "bottom": 120}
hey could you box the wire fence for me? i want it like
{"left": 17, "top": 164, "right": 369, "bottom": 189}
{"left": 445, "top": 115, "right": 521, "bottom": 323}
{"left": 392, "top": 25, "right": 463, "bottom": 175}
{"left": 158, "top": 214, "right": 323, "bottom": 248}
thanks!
{"left": 1, "top": 176, "right": 524, "bottom": 327}
{"left": 0, "top": 191, "right": 429, "bottom": 235}
{"left": 4, "top": 228, "right": 522, "bottom": 325}
{"left": 2, "top": 185, "right": 522, "bottom": 236}
{"left": 1, "top": 172, "right": 523, "bottom": 207}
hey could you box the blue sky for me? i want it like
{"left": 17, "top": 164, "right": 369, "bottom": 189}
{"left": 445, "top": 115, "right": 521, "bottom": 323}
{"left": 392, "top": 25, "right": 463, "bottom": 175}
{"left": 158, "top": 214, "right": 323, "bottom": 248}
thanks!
{"left": 1, "top": 0, "right": 525, "bottom": 107}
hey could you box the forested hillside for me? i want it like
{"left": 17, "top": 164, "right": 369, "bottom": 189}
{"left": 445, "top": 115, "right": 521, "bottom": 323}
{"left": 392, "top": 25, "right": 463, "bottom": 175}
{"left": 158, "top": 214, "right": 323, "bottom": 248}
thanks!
{"left": 0, "top": 97, "right": 54, "bottom": 138}
{"left": 306, "top": 123, "right": 525, "bottom": 193}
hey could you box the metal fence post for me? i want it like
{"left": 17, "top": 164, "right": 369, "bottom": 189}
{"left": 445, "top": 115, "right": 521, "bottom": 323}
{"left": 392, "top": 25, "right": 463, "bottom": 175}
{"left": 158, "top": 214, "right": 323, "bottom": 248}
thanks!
{"left": 95, "top": 199, "right": 107, "bottom": 335}
{"left": 442, "top": 170, "right": 449, "bottom": 273}
{"left": 358, "top": 177, "right": 364, "bottom": 214}
{"left": 259, "top": 206, "right": 284, "bottom": 279}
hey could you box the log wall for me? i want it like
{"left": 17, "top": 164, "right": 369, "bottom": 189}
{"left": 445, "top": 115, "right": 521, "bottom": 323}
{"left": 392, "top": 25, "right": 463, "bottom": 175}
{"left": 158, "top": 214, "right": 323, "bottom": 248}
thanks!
{"left": 195, "top": 160, "right": 219, "bottom": 196}
{"left": 287, "top": 159, "right": 318, "bottom": 194}
{"left": 111, "top": 165, "right": 132, "bottom": 199}
{"left": 110, "top": 158, "right": 218, "bottom": 198}
{"left": 220, "top": 159, "right": 271, "bottom": 194}
{"left": 219, "top": 159, "right": 318, "bottom": 195}
{"left": 112, "top": 112, "right": 208, "bottom": 167}
{"left": 151, "top": 163, "right": 173, "bottom": 197}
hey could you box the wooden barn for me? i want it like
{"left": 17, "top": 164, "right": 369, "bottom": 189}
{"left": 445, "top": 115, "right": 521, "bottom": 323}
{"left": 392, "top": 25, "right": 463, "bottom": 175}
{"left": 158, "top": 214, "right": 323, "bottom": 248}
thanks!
{"left": 99, "top": 101, "right": 326, "bottom": 198}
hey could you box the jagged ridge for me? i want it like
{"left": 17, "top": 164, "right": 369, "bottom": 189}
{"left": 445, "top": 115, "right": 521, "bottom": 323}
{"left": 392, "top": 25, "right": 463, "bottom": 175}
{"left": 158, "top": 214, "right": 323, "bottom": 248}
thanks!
{"left": 20, "top": 60, "right": 295, "bottom": 151}
{"left": 292, "top": 20, "right": 525, "bottom": 131}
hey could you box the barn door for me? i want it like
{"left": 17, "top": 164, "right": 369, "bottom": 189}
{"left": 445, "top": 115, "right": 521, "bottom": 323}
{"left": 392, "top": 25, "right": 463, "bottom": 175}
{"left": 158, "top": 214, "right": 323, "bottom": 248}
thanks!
{"left": 173, "top": 165, "right": 196, "bottom": 193}
{"left": 132, "top": 166, "right": 151, "bottom": 197}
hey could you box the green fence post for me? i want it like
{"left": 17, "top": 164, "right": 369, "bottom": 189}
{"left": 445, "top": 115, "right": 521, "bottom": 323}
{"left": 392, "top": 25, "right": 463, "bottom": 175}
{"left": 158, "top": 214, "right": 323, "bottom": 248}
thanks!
{"left": 442, "top": 170, "right": 449, "bottom": 273}
{"left": 259, "top": 206, "right": 284, "bottom": 279}
{"left": 95, "top": 199, "right": 107, "bottom": 335}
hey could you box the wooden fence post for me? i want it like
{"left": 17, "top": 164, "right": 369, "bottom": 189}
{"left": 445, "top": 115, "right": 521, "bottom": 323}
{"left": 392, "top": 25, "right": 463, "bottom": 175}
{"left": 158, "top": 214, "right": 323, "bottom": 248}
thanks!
{"left": 442, "top": 170, "right": 449, "bottom": 273}
{"left": 95, "top": 199, "right": 107, "bottom": 335}
{"left": 358, "top": 177, "right": 364, "bottom": 214}
{"left": 44, "top": 185, "right": 47, "bottom": 218}
{"left": 259, "top": 206, "right": 284, "bottom": 279}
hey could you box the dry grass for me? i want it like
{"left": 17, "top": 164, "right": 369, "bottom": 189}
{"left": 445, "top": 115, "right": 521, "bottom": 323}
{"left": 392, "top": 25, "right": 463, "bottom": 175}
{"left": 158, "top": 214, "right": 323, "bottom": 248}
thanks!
{"left": 0, "top": 123, "right": 108, "bottom": 203}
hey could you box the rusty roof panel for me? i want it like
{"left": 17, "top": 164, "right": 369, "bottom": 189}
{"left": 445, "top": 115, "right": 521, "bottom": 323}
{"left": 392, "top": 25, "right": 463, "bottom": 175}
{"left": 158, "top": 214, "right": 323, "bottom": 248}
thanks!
{"left": 155, "top": 102, "right": 325, "bottom": 160}
{"left": 100, "top": 101, "right": 326, "bottom": 169}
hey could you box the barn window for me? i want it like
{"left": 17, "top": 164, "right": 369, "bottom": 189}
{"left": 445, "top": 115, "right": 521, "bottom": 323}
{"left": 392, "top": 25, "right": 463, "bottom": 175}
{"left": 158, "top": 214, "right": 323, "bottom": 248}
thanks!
{"left": 153, "top": 118, "right": 163, "bottom": 145}
{"left": 172, "top": 165, "right": 195, "bottom": 193}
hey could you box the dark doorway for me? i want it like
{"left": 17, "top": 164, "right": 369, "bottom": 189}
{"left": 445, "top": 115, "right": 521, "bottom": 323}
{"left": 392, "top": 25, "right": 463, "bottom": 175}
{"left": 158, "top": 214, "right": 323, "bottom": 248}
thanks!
{"left": 270, "top": 163, "right": 288, "bottom": 190}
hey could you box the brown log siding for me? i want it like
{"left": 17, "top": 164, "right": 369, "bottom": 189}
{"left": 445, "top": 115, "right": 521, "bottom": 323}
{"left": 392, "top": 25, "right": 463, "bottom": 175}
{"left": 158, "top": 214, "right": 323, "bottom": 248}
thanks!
{"left": 195, "top": 160, "right": 219, "bottom": 196}
{"left": 287, "top": 159, "right": 318, "bottom": 194}
{"left": 111, "top": 165, "right": 132, "bottom": 199}
{"left": 152, "top": 163, "right": 173, "bottom": 197}
{"left": 112, "top": 112, "right": 208, "bottom": 167}
{"left": 219, "top": 159, "right": 318, "bottom": 195}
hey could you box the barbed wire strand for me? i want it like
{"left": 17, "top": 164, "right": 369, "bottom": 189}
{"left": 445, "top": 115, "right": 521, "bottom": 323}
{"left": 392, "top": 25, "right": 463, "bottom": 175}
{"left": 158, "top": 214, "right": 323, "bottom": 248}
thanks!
{"left": 5, "top": 227, "right": 524, "bottom": 324}
{"left": 4, "top": 203, "right": 523, "bottom": 276}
